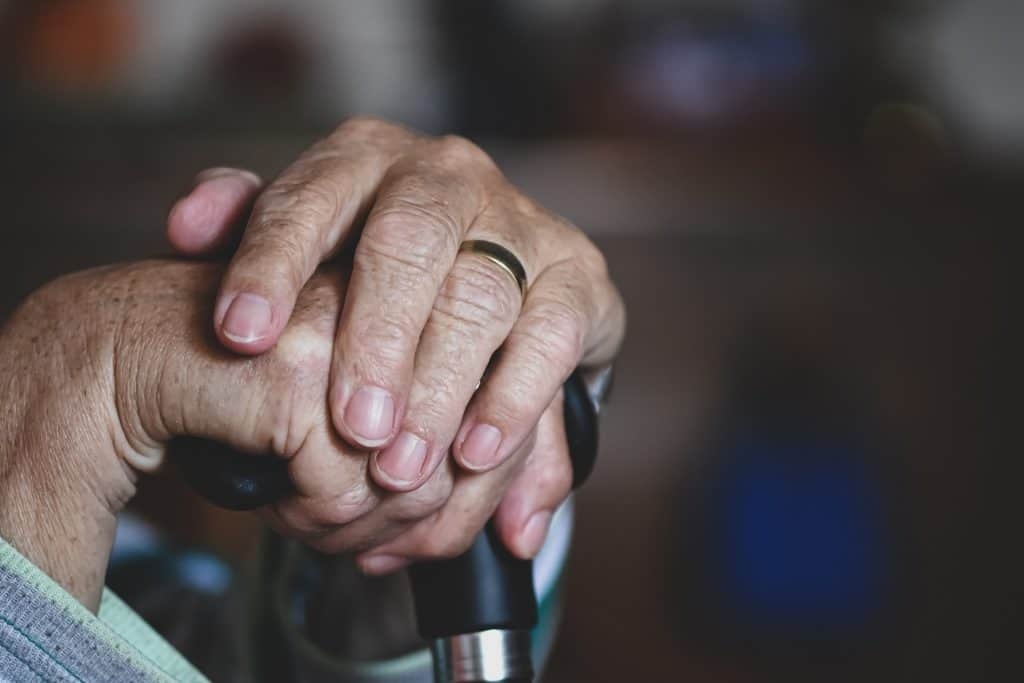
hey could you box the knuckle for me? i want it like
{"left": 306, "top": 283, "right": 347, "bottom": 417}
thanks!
{"left": 316, "top": 489, "right": 375, "bottom": 526}
{"left": 370, "top": 307, "right": 422, "bottom": 343}
{"left": 575, "top": 236, "right": 610, "bottom": 280}
{"left": 514, "top": 298, "right": 586, "bottom": 374}
{"left": 394, "top": 477, "right": 453, "bottom": 523}
{"left": 483, "top": 375, "right": 549, "bottom": 431}
{"left": 493, "top": 395, "right": 535, "bottom": 431}
{"left": 357, "top": 204, "right": 458, "bottom": 280}
{"left": 240, "top": 224, "right": 319, "bottom": 294}
{"left": 538, "top": 455, "right": 574, "bottom": 498}
{"left": 436, "top": 134, "right": 495, "bottom": 171}
{"left": 346, "top": 308, "right": 420, "bottom": 372}
{"left": 406, "top": 385, "right": 457, "bottom": 435}
{"left": 338, "top": 115, "right": 386, "bottom": 134}
{"left": 270, "top": 332, "right": 332, "bottom": 389}
{"left": 525, "top": 205, "right": 600, "bottom": 267}
{"left": 434, "top": 258, "right": 519, "bottom": 332}
{"left": 507, "top": 190, "right": 557, "bottom": 230}
{"left": 275, "top": 355, "right": 332, "bottom": 403}
{"left": 257, "top": 177, "right": 342, "bottom": 232}
{"left": 504, "top": 187, "right": 542, "bottom": 219}
{"left": 336, "top": 115, "right": 406, "bottom": 140}
{"left": 271, "top": 485, "right": 375, "bottom": 539}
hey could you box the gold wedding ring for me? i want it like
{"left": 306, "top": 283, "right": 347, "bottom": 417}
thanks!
{"left": 459, "top": 239, "right": 528, "bottom": 298}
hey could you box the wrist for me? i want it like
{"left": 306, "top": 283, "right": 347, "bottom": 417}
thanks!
{"left": 0, "top": 270, "right": 139, "bottom": 608}
{"left": 108, "top": 260, "right": 225, "bottom": 456}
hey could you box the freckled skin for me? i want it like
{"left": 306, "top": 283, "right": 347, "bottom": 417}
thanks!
{"left": 0, "top": 241, "right": 589, "bottom": 609}
{"left": 0, "top": 259, "right": 541, "bottom": 610}
{"left": 159, "top": 118, "right": 627, "bottom": 574}
{"left": 0, "top": 260, "right": 361, "bottom": 610}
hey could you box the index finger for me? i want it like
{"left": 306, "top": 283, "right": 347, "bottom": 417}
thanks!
{"left": 213, "top": 118, "right": 414, "bottom": 355}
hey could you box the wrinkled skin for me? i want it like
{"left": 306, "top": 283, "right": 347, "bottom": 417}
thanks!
{"left": 0, "top": 118, "right": 627, "bottom": 615}
{"left": 0, "top": 261, "right": 571, "bottom": 610}
{"left": 167, "top": 118, "right": 626, "bottom": 570}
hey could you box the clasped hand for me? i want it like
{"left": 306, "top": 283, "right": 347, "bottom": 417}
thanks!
{"left": 0, "top": 118, "right": 625, "bottom": 612}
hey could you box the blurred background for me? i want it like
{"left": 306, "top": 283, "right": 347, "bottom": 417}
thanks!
{"left": 0, "top": 1, "right": 1017, "bottom": 681}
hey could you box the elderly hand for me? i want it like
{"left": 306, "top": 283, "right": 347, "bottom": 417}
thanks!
{"left": 167, "top": 117, "right": 626, "bottom": 567}
{"left": 0, "top": 260, "right": 575, "bottom": 611}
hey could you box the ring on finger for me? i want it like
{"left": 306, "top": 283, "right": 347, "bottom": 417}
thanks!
{"left": 458, "top": 239, "right": 528, "bottom": 299}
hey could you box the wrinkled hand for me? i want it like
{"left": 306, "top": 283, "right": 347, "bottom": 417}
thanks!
{"left": 0, "top": 260, "right": 574, "bottom": 609}
{"left": 167, "top": 117, "right": 626, "bottom": 566}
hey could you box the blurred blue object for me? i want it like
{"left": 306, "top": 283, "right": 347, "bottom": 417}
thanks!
{"left": 619, "top": 16, "right": 813, "bottom": 122}
{"left": 712, "top": 431, "right": 886, "bottom": 635}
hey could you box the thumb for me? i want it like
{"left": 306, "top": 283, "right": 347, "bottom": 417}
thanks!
{"left": 121, "top": 261, "right": 340, "bottom": 472}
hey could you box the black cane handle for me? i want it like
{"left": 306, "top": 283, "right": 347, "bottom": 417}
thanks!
{"left": 171, "top": 369, "right": 599, "bottom": 640}
{"left": 173, "top": 370, "right": 596, "bottom": 510}
{"left": 408, "top": 369, "right": 598, "bottom": 641}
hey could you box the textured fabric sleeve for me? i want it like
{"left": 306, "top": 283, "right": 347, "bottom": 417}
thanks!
{"left": 0, "top": 536, "right": 208, "bottom": 682}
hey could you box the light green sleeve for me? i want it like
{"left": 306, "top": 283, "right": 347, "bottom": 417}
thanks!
{"left": 0, "top": 536, "right": 208, "bottom": 682}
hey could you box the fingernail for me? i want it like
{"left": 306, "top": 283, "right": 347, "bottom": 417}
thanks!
{"left": 520, "top": 511, "right": 553, "bottom": 558}
{"left": 345, "top": 386, "right": 396, "bottom": 445}
{"left": 198, "top": 167, "right": 261, "bottom": 186}
{"left": 359, "top": 554, "right": 408, "bottom": 575}
{"left": 460, "top": 423, "right": 502, "bottom": 470}
{"left": 376, "top": 431, "right": 428, "bottom": 484}
{"left": 222, "top": 293, "right": 273, "bottom": 343}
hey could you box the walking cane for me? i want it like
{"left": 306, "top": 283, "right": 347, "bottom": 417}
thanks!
{"left": 171, "top": 369, "right": 599, "bottom": 683}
